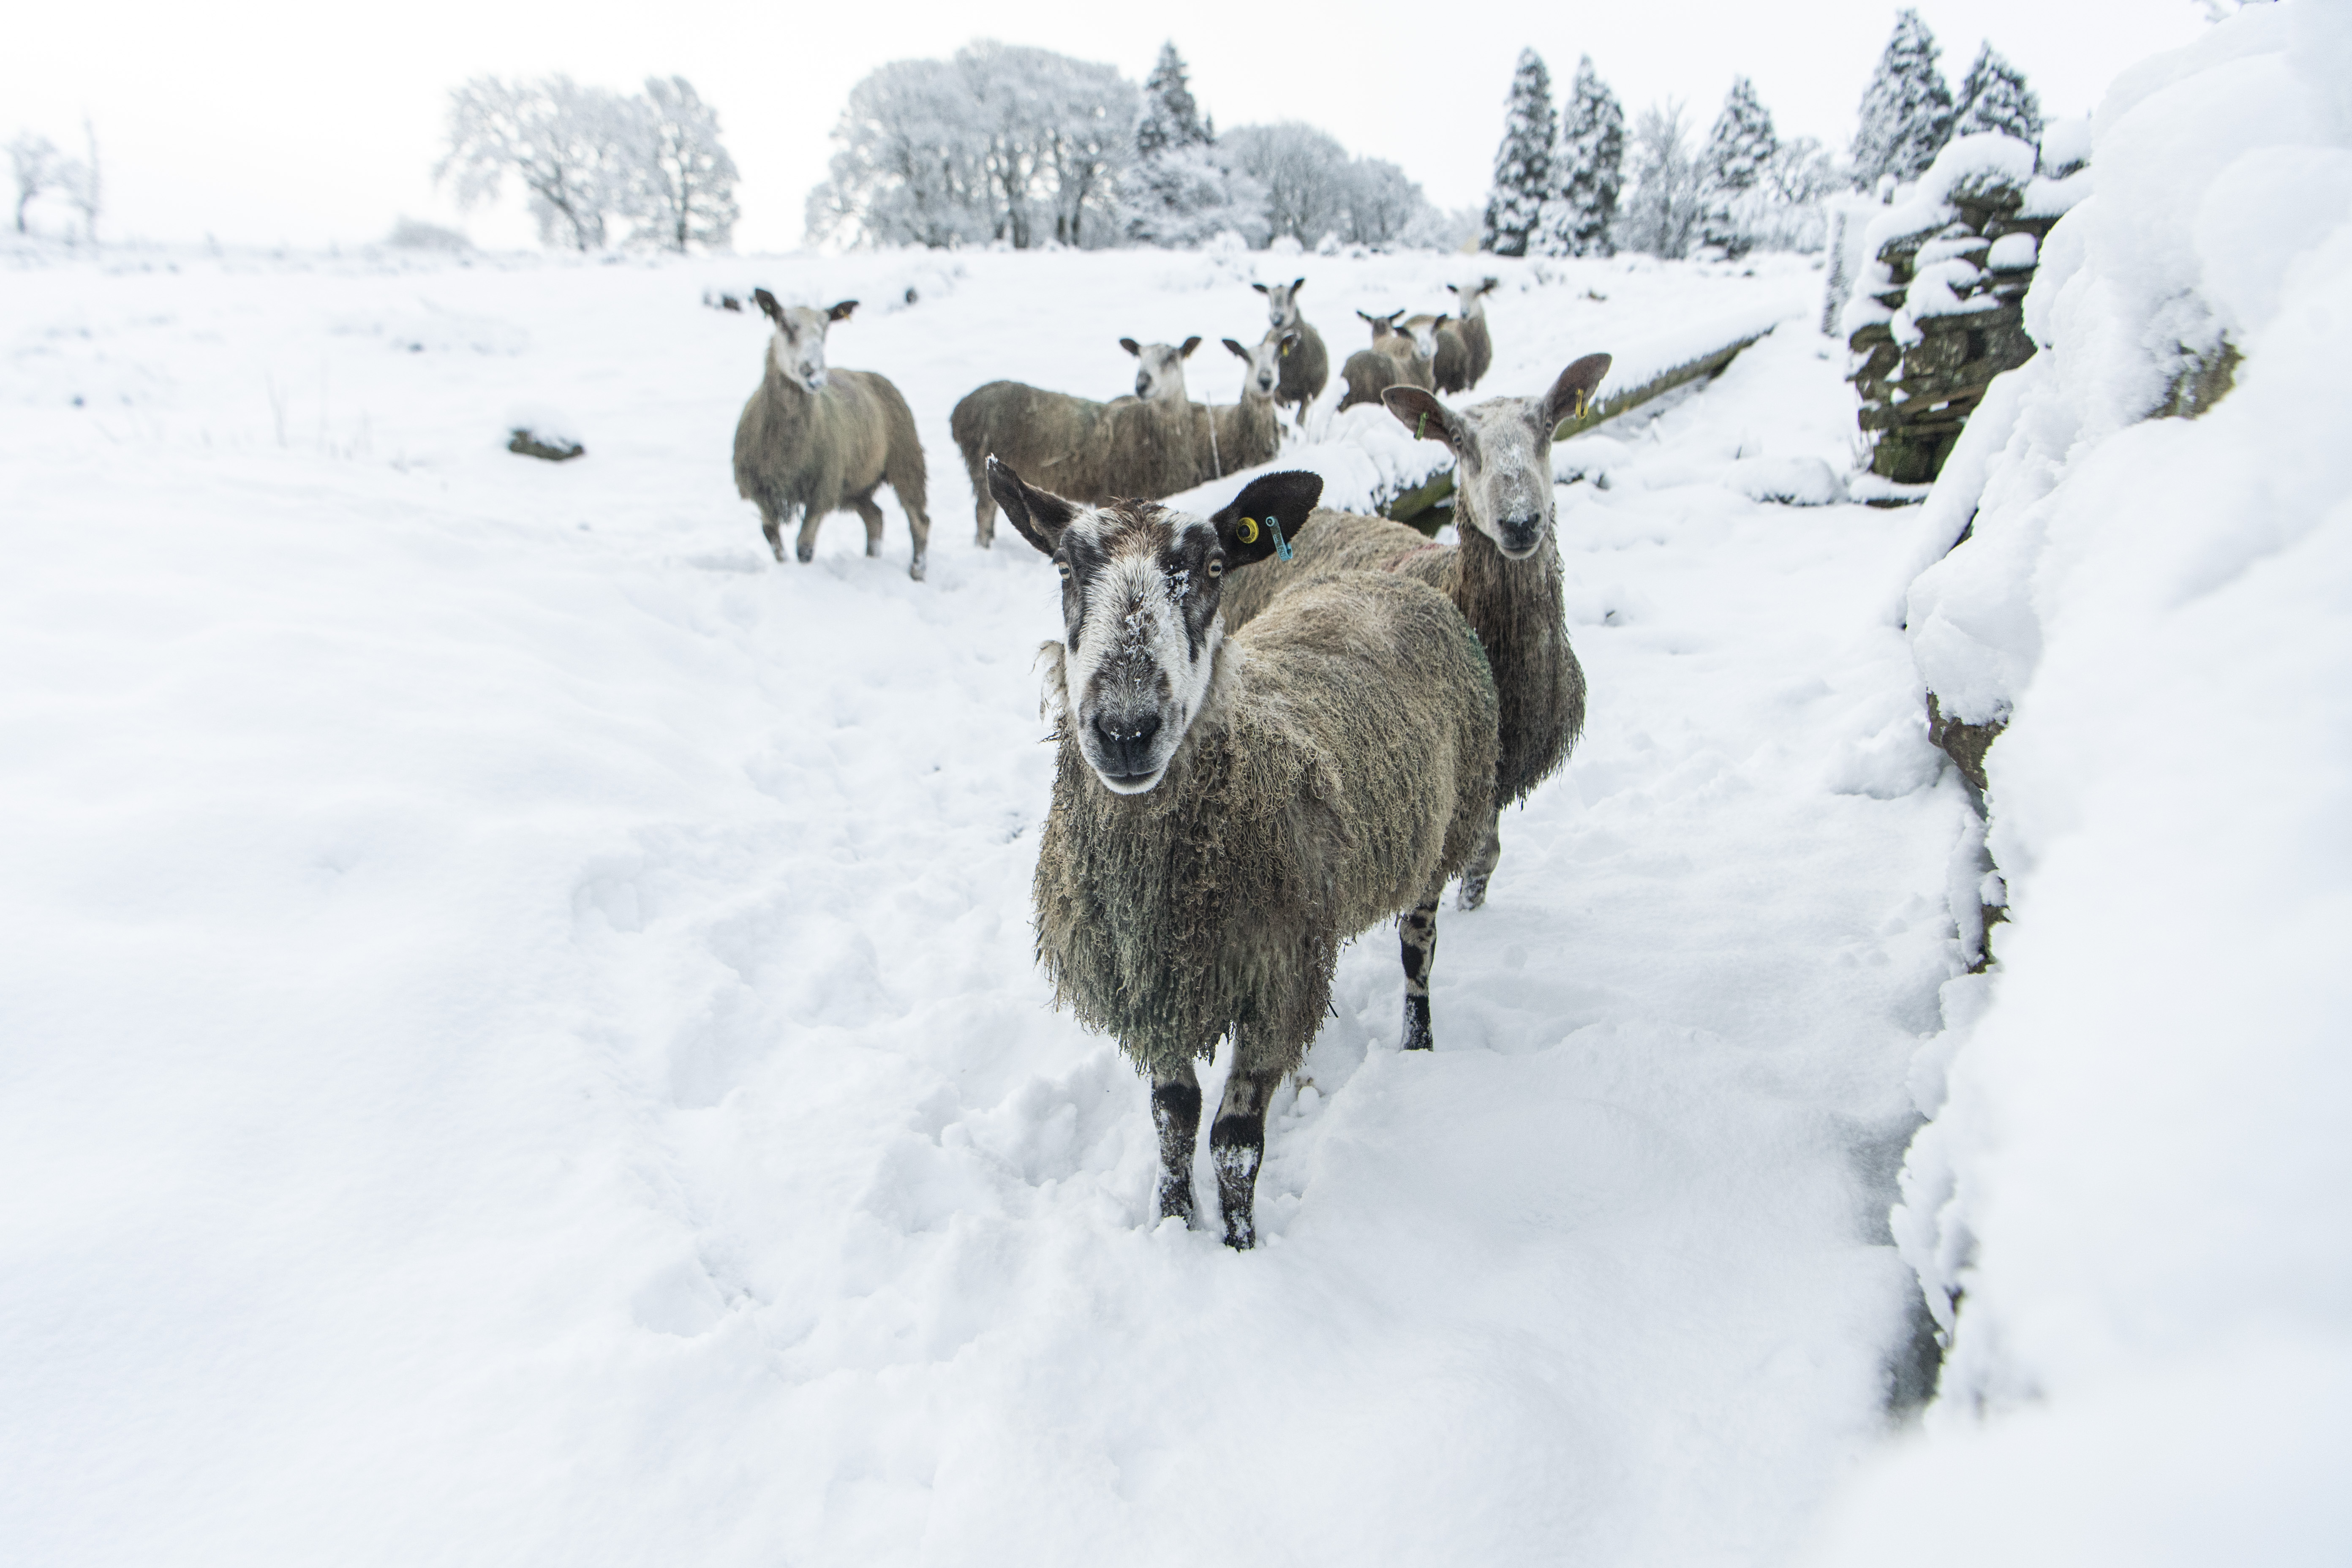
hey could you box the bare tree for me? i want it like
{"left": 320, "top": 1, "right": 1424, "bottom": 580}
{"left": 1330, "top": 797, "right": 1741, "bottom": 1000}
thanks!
{"left": 8, "top": 132, "right": 59, "bottom": 234}
{"left": 437, "top": 76, "right": 644, "bottom": 251}
{"left": 1615, "top": 100, "right": 1700, "bottom": 259}
{"left": 636, "top": 76, "right": 738, "bottom": 252}
{"left": 1223, "top": 122, "right": 1349, "bottom": 246}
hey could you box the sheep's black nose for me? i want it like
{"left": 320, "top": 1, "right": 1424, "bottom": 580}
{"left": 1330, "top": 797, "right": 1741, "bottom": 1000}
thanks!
{"left": 1135, "top": 376, "right": 1151, "bottom": 397}
{"left": 1498, "top": 515, "right": 1544, "bottom": 556}
{"left": 1092, "top": 710, "right": 1162, "bottom": 777}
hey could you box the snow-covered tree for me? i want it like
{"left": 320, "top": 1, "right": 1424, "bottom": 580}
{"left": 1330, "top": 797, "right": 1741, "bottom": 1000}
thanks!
{"left": 1225, "top": 121, "right": 1350, "bottom": 247}
{"left": 1122, "top": 42, "right": 1265, "bottom": 248}
{"left": 1952, "top": 44, "right": 2043, "bottom": 143}
{"left": 808, "top": 57, "right": 992, "bottom": 249}
{"left": 1851, "top": 8, "right": 1954, "bottom": 190}
{"left": 1747, "top": 135, "right": 1840, "bottom": 251}
{"left": 438, "top": 76, "right": 645, "bottom": 250}
{"left": 1696, "top": 76, "right": 1778, "bottom": 257}
{"left": 634, "top": 76, "right": 738, "bottom": 253}
{"left": 1614, "top": 99, "right": 1700, "bottom": 259}
{"left": 1535, "top": 55, "right": 1625, "bottom": 258}
{"left": 9, "top": 132, "right": 60, "bottom": 235}
{"left": 1483, "top": 48, "right": 1556, "bottom": 256}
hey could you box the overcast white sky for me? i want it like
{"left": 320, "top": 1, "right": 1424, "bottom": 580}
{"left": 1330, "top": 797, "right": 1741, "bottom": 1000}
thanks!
{"left": 3, "top": 0, "right": 2211, "bottom": 252}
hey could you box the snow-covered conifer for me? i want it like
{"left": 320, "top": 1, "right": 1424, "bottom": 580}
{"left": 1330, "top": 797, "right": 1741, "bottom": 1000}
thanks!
{"left": 1851, "top": 8, "right": 1954, "bottom": 190}
{"left": 1135, "top": 42, "right": 1208, "bottom": 158}
{"left": 1482, "top": 49, "right": 1555, "bottom": 257}
{"left": 634, "top": 77, "right": 739, "bottom": 253}
{"left": 1535, "top": 55, "right": 1625, "bottom": 257}
{"left": 1951, "top": 44, "right": 2043, "bottom": 144}
{"left": 1697, "top": 76, "right": 1778, "bottom": 257}
{"left": 1123, "top": 43, "right": 1264, "bottom": 247}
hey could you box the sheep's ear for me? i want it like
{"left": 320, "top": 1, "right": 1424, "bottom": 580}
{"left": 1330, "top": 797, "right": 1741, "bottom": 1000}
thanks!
{"left": 1223, "top": 338, "right": 1250, "bottom": 360}
{"left": 1292, "top": 276, "right": 1305, "bottom": 292}
{"left": 1119, "top": 338, "right": 1142, "bottom": 357}
{"left": 1356, "top": 309, "right": 1377, "bottom": 324}
{"left": 826, "top": 299, "right": 858, "bottom": 321}
{"left": 1384, "top": 387, "right": 1470, "bottom": 453}
{"left": 1213, "top": 471, "right": 1324, "bottom": 568}
{"left": 1481, "top": 276, "right": 1498, "bottom": 295}
{"left": 988, "top": 457, "right": 1081, "bottom": 558}
{"left": 1251, "top": 282, "right": 1270, "bottom": 294}
{"left": 753, "top": 288, "right": 784, "bottom": 324}
{"left": 1446, "top": 282, "right": 1460, "bottom": 297}
{"left": 1541, "top": 353, "right": 1613, "bottom": 435}
{"left": 1280, "top": 329, "right": 1301, "bottom": 352}
{"left": 1180, "top": 336, "right": 1202, "bottom": 358}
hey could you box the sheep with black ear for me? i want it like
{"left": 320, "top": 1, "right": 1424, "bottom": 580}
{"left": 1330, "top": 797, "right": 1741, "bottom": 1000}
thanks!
{"left": 992, "top": 458, "right": 1497, "bottom": 1249}
{"left": 1336, "top": 309, "right": 1435, "bottom": 410}
{"left": 951, "top": 338, "right": 1201, "bottom": 547}
{"left": 734, "top": 290, "right": 933, "bottom": 579}
{"left": 1192, "top": 329, "right": 1293, "bottom": 483}
{"left": 1217, "top": 354, "right": 1612, "bottom": 911}
{"left": 1251, "top": 277, "right": 1328, "bottom": 421}
{"left": 1435, "top": 277, "right": 1499, "bottom": 393}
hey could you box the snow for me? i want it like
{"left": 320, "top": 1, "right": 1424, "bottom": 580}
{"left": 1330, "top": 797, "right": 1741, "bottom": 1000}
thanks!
{"left": 1807, "top": 1, "right": 2352, "bottom": 1560}
{"left": 0, "top": 239, "right": 1976, "bottom": 1563}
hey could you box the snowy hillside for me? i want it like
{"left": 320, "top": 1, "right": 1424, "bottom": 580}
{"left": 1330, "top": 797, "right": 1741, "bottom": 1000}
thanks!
{"left": 1, "top": 240, "right": 1975, "bottom": 1565}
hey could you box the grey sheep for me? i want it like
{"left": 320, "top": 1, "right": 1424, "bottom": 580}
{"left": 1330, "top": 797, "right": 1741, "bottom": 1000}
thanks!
{"left": 1218, "top": 353, "right": 1612, "bottom": 910}
{"left": 952, "top": 338, "right": 1201, "bottom": 547}
{"left": 1191, "top": 329, "right": 1294, "bottom": 483}
{"left": 990, "top": 459, "right": 1498, "bottom": 1248}
{"left": 734, "top": 290, "right": 932, "bottom": 580}
{"left": 1435, "top": 278, "right": 1499, "bottom": 394}
{"left": 1252, "top": 277, "right": 1328, "bottom": 422}
{"left": 1335, "top": 309, "right": 1435, "bottom": 411}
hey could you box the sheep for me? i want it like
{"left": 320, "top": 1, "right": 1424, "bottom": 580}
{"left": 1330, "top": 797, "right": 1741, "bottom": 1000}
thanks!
{"left": 1216, "top": 353, "right": 1613, "bottom": 911}
{"left": 951, "top": 338, "right": 1201, "bottom": 548}
{"left": 733, "top": 290, "right": 933, "bottom": 580}
{"left": 1335, "top": 309, "right": 1436, "bottom": 411}
{"left": 1252, "top": 277, "right": 1328, "bottom": 421}
{"left": 1191, "top": 329, "right": 1294, "bottom": 483}
{"left": 1436, "top": 278, "right": 1499, "bottom": 394}
{"left": 989, "top": 458, "right": 1498, "bottom": 1248}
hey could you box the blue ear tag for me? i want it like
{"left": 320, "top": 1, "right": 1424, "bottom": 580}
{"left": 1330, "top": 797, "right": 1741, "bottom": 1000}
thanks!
{"left": 1267, "top": 514, "right": 1293, "bottom": 562}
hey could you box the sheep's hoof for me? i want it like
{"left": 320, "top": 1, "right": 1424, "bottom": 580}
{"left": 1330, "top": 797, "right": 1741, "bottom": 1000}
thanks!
{"left": 974, "top": 532, "right": 992, "bottom": 548}
{"left": 908, "top": 557, "right": 927, "bottom": 583}
{"left": 795, "top": 543, "right": 815, "bottom": 564}
{"left": 865, "top": 542, "right": 882, "bottom": 558}
{"left": 1402, "top": 994, "right": 1434, "bottom": 1051}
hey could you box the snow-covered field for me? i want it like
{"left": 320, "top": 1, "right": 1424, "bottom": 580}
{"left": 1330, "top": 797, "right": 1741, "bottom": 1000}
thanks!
{"left": 1, "top": 241, "right": 1976, "bottom": 1563}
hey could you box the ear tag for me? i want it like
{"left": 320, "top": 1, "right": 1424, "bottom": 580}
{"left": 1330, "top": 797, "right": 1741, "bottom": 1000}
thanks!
{"left": 1267, "top": 515, "right": 1293, "bottom": 562}
{"left": 1417, "top": 411, "right": 1428, "bottom": 440}
{"left": 1236, "top": 517, "right": 1259, "bottom": 545}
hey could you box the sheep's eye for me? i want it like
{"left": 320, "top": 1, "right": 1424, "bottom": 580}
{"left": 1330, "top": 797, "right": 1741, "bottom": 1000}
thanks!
{"left": 1205, "top": 559, "right": 1224, "bottom": 578}
{"left": 1055, "top": 561, "right": 1072, "bottom": 580}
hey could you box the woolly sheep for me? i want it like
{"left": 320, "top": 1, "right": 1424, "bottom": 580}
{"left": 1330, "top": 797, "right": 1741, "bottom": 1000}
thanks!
{"left": 1192, "top": 329, "right": 1294, "bottom": 483}
{"left": 1436, "top": 278, "right": 1499, "bottom": 394}
{"left": 1252, "top": 277, "right": 1328, "bottom": 421}
{"left": 734, "top": 291, "right": 933, "bottom": 580}
{"left": 990, "top": 459, "right": 1498, "bottom": 1248}
{"left": 1218, "top": 354, "right": 1612, "bottom": 909}
{"left": 952, "top": 338, "right": 1201, "bottom": 547}
{"left": 1336, "top": 309, "right": 1435, "bottom": 411}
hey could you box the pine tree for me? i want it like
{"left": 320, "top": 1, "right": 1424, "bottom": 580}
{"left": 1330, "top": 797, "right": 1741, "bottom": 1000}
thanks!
{"left": 1483, "top": 48, "right": 1556, "bottom": 257}
{"left": 1851, "top": 8, "right": 1954, "bottom": 190}
{"left": 1136, "top": 41, "right": 1209, "bottom": 157}
{"left": 1951, "top": 43, "right": 2042, "bottom": 144}
{"left": 1696, "top": 76, "right": 1777, "bottom": 256}
{"left": 1535, "top": 55, "right": 1625, "bottom": 257}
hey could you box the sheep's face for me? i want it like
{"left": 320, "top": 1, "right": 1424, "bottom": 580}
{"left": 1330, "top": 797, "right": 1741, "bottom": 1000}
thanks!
{"left": 1121, "top": 336, "right": 1199, "bottom": 403}
{"left": 987, "top": 459, "right": 1325, "bottom": 795}
{"left": 1404, "top": 316, "right": 1446, "bottom": 364}
{"left": 1254, "top": 277, "right": 1306, "bottom": 330}
{"left": 1384, "top": 354, "right": 1612, "bottom": 562}
{"left": 1222, "top": 331, "right": 1294, "bottom": 401}
{"left": 754, "top": 291, "right": 858, "bottom": 394}
{"left": 1446, "top": 278, "right": 1497, "bottom": 320}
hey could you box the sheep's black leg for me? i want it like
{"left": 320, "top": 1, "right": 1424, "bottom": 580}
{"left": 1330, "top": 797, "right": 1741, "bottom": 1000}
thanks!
{"left": 850, "top": 494, "right": 886, "bottom": 558}
{"left": 1150, "top": 1062, "right": 1201, "bottom": 1228}
{"left": 1400, "top": 893, "right": 1440, "bottom": 1051}
{"left": 794, "top": 507, "right": 824, "bottom": 564}
{"left": 1456, "top": 809, "right": 1503, "bottom": 912}
{"left": 759, "top": 505, "right": 787, "bottom": 563}
{"left": 1211, "top": 1056, "right": 1279, "bottom": 1249}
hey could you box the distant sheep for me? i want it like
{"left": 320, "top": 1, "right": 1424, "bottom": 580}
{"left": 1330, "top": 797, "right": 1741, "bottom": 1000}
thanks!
{"left": 951, "top": 338, "right": 1201, "bottom": 547}
{"left": 1252, "top": 277, "right": 1328, "bottom": 420}
{"left": 1436, "top": 278, "right": 1498, "bottom": 393}
{"left": 1335, "top": 309, "right": 1435, "bottom": 411}
{"left": 1192, "top": 329, "right": 1294, "bottom": 482}
{"left": 1218, "top": 354, "right": 1613, "bottom": 910}
{"left": 991, "top": 459, "right": 1498, "bottom": 1248}
{"left": 733, "top": 291, "right": 933, "bottom": 580}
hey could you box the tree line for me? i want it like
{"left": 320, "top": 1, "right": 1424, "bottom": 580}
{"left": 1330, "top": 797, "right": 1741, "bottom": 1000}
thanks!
{"left": 8, "top": 120, "right": 101, "bottom": 240}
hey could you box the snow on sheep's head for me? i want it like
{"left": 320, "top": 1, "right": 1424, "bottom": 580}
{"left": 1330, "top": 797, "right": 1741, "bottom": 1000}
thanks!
{"left": 754, "top": 290, "right": 856, "bottom": 393}
{"left": 1222, "top": 330, "right": 1296, "bottom": 400}
{"left": 1404, "top": 314, "right": 1447, "bottom": 364}
{"left": 1252, "top": 276, "right": 1307, "bottom": 330}
{"left": 1121, "top": 336, "right": 1199, "bottom": 402}
{"left": 1384, "top": 353, "right": 1611, "bottom": 562}
{"left": 988, "top": 456, "right": 1324, "bottom": 795}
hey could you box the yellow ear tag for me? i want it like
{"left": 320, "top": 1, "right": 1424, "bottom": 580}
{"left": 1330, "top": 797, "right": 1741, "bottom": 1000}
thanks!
{"left": 1236, "top": 517, "right": 1259, "bottom": 544}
